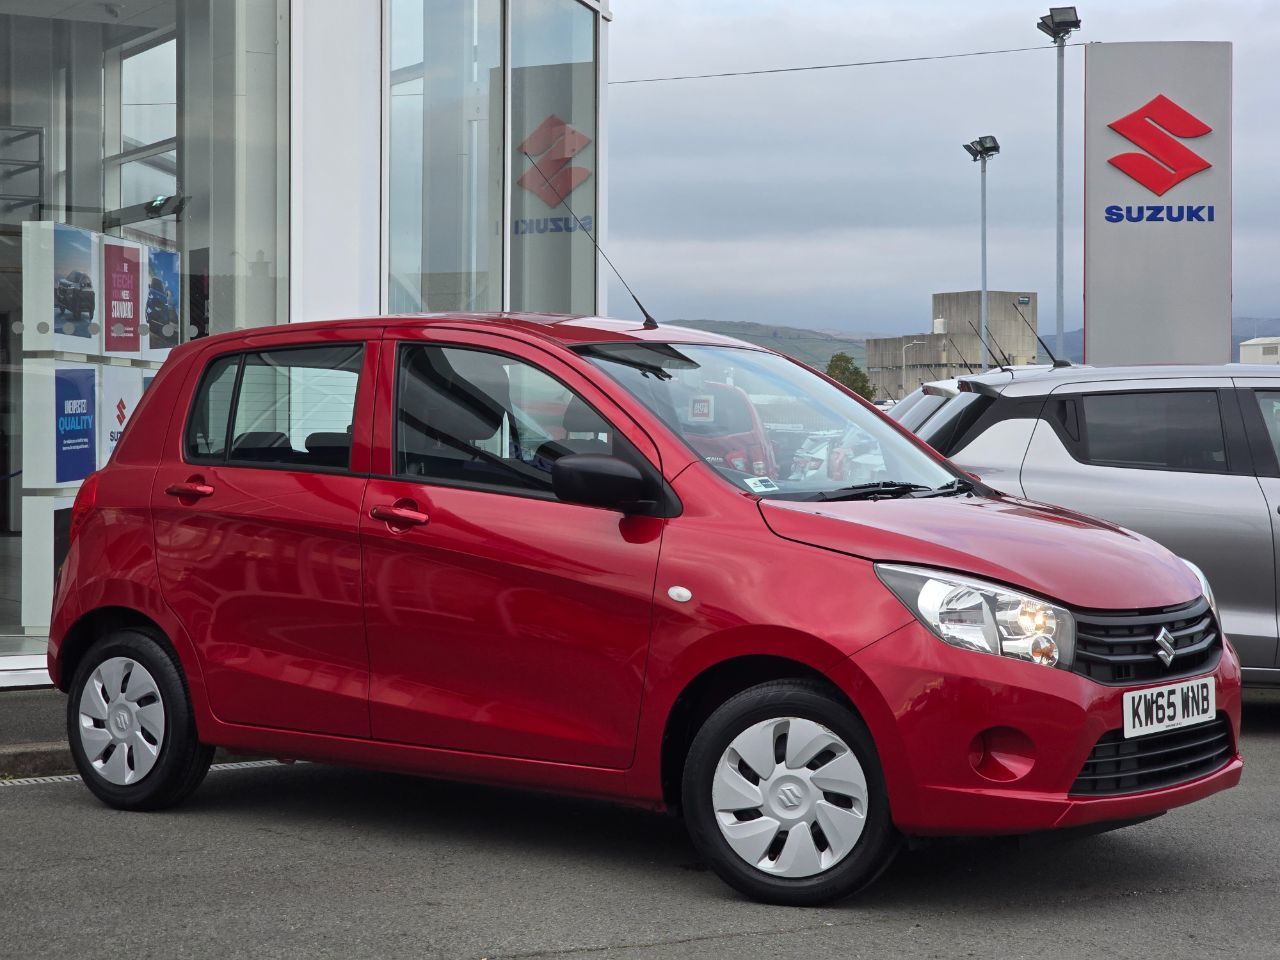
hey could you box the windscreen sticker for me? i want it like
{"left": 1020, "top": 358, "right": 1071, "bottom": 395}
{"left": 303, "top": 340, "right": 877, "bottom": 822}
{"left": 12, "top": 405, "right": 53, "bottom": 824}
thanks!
{"left": 743, "top": 476, "right": 779, "bottom": 493}
{"left": 688, "top": 395, "right": 715, "bottom": 423}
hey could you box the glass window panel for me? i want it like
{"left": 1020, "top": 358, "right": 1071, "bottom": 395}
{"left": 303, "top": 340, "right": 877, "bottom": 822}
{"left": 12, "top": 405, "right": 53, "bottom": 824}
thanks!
{"left": 387, "top": 0, "right": 503, "bottom": 312}
{"left": 1082, "top": 391, "right": 1227, "bottom": 473}
{"left": 510, "top": 0, "right": 597, "bottom": 314}
{"left": 121, "top": 39, "right": 177, "bottom": 146}
{"left": 119, "top": 150, "right": 176, "bottom": 207}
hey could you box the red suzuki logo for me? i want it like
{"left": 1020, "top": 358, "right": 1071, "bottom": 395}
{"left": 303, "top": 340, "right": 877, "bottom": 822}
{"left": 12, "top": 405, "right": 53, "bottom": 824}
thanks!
{"left": 1107, "top": 94, "right": 1212, "bottom": 196}
{"left": 116, "top": 399, "right": 127, "bottom": 426}
{"left": 517, "top": 115, "right": 592, "bottom": 208}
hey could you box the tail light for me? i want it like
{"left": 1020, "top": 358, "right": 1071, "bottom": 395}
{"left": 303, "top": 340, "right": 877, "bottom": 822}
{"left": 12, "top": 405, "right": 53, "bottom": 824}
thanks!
{"left": 69, "top": 472, "right": 100, "bottom": 546}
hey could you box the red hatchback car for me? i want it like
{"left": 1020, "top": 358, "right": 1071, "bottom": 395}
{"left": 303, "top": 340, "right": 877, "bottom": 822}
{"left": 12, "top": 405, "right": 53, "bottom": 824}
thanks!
{"left": 51, "top": 313, "right": 1242, "bottom": 905}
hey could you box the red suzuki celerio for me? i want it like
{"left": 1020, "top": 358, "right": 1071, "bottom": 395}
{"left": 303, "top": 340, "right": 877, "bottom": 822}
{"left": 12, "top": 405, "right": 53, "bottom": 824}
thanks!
{"left": 51, "top": 314, "right": 1242, "bottom": 905}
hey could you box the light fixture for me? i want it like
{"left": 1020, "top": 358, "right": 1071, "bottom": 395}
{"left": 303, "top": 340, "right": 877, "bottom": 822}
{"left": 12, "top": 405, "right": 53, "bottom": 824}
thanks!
{"left": 962, "top": 137, "right": 999, "bottom": 161}
{"left": 1037, "top": 6, "right": 1080, "bottom": 39}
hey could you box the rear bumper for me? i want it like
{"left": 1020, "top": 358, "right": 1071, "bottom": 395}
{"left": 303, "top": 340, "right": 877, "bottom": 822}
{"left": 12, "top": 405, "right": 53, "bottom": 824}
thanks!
{"left": 832, "top": 621, "right": 1243, "bottom": 837}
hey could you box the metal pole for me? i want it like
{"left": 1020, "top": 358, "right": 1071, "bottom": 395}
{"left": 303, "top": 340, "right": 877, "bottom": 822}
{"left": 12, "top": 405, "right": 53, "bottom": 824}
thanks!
{"left": 901, "top": 340, "right": 909, "bottom": 397}
{"left": 1055, "top": 35, "right": 1065, "bottom": 359}
{"left": 980, "top": 155, "right": 989, "bottom": 371}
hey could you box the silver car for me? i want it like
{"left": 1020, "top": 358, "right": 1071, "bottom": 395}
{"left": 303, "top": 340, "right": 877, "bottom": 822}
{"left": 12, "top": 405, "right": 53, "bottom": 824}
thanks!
{"left": 913, "top": 363, "right": 1280, "bottom": 685}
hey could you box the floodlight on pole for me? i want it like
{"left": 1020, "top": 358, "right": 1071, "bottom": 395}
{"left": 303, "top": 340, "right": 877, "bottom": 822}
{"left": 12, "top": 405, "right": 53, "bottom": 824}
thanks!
{"left": 901, "top": 339, "right": 926, "bottom": 395}
{"left": 962, "top": 136, "right": 1000, "bottom": 370}
{"left": 1037, "top": 6, "right": 1080, "bottom": 361}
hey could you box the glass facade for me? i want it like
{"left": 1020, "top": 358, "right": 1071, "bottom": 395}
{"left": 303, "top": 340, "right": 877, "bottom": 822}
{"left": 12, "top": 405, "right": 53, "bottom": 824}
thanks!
{"left": 389, "top": 0, "right": 600, "bottom": 316}
{"left": 0, "top": 1, "right": 288, "bottom": 642}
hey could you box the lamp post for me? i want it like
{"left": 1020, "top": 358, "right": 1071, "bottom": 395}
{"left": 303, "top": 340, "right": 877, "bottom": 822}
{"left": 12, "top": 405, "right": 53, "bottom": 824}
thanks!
{"left": 901, "top": 339, "right": 925, "bottom": 396}
{"left": 1037, "top": 7, "right": 1081, "bottom": 359}
{"left": 963, "top": 135, "right": 1000, "bottom": 369}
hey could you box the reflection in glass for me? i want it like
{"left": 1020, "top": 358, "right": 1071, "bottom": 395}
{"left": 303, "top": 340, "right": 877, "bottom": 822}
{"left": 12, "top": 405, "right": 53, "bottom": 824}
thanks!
{"left": 510, "top": 0, "right": 597, "bottom": 314}
{"left": 388, "top": 0, "right": 503, "bottom": 312}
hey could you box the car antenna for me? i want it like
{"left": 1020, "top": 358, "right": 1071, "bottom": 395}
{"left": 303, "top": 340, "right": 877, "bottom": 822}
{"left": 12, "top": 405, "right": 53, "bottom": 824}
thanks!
{"left": 1010, "top": 299, "right": 1070, "bottom": 368}
{"left": 520, "top": 150, "right": 659, "bottom": 330}
{"left": 963, "top": 317, "right": 1013, "bottom": 369}
{"left": 946, "top": 336, "right": 977, "bottom": 374}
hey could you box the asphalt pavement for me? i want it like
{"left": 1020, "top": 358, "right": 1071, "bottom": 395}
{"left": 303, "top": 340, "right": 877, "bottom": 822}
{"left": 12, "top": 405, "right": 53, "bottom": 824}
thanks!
{"left": 2, "top": 700, "right": 1279, "bottom": 960}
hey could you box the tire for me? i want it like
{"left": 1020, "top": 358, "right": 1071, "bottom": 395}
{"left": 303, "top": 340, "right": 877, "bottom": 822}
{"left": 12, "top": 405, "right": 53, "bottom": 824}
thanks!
{"left": 66, "top": 628, "right": 214, "bottom": 811}
{"left": 681, "top": 680, "right": 899, "bottom": 905}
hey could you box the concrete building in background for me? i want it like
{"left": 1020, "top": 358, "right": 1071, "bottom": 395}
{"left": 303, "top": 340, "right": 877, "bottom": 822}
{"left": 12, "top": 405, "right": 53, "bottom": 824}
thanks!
{"left": 1240, "top": 338, "right": 1280, "bottom": 365}
{"left": 866, "top": 291, "right": 1039, "bottom": 400}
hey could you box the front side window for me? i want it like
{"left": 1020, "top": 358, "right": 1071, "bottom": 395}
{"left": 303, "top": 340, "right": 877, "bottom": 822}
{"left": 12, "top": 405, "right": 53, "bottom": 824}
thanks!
{"left": 580, "top": 343, "right": 956, "bottom": 498}
{"left": 1081, "top": 390, "right": 1227, "bottom": 473}
{"left": 396, "top": 344, "right": 619, "bottom": 493}
{"left": 1251, "top": 391, "right": 1280, "bottom": 464}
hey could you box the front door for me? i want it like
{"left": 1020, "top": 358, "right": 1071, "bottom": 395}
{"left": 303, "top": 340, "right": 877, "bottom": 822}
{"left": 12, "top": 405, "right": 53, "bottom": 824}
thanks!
{"left": 361, "top": 332, "right": 664, "bottom": 768}
{"left": 152, "top": 339, "right": 376, "bottom": 737}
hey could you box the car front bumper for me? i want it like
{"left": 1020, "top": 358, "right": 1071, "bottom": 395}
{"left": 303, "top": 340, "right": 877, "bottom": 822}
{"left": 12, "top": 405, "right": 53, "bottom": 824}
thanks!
{"left": 832, "top": 620, "right": 1243, "bottom": 837}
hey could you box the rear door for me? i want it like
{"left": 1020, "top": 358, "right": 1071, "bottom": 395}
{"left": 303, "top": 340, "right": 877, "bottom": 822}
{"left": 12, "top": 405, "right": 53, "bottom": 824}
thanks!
{"left": 1019, "top": 378, "right": 1277, "bottom": 671}
{"left": 151, "top": 334, "right": 378, "bottom": 736}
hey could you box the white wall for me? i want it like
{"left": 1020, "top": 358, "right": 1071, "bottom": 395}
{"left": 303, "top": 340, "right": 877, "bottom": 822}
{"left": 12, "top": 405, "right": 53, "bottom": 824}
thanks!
{"left": 289, "top": 0, "right": 383, "bottom": 323}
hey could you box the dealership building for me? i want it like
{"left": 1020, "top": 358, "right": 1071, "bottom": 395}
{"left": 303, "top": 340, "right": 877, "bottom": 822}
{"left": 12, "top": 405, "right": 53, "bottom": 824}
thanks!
{"left": 0, "top": 0, "right": 612, "bottom": 682}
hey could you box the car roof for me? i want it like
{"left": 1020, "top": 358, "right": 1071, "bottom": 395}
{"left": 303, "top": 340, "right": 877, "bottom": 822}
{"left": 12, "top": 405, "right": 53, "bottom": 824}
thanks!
{"left": 955, "top": 362, "right": 1280, "bottom": 398}
{"left": 185, "top": 312, "right": 768, "bottom": 353}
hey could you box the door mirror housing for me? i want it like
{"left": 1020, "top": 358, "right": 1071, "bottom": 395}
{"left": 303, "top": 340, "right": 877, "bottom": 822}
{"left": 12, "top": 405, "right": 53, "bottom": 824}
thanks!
{"left": 552, "top": 454, "right": 656, "bottom": 513}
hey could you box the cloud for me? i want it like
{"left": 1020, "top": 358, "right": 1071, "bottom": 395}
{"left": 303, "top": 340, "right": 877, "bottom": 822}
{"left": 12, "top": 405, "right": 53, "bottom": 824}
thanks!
{"left": 605, "top": 0, "right": 1280, "bottom": 334}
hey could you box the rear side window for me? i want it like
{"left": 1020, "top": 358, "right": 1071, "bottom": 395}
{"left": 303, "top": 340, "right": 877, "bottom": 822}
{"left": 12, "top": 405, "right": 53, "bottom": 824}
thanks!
{"left": 185, "top": 355, "right": 239, "bottom": 461}
{"left": 185, "top": 344, "right": 364, "bottom": 471}
{"left": 1081, "top": 391, "right": 1227, "bottom": 473}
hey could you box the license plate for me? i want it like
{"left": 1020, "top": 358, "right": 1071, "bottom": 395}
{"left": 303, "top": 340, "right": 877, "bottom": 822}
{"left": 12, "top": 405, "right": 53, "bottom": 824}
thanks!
{"left": 1123, "top": 677, "right": 1216, "bottom": 739}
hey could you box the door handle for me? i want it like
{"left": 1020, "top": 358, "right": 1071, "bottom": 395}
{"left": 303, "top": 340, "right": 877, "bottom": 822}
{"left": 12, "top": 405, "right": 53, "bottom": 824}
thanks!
{"left": 370, "top": 503, "right": 430, "bottom": 528}
{"left": 165, "top": 480, "right": 215, "bottom": 499}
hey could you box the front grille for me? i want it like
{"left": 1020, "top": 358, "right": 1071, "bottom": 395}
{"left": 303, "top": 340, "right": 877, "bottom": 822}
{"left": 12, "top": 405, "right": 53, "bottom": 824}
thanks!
{"left": 1071, "top": 597, "right": 1220, "bottom": 685}
{"left": 1070, "top": 714, "right": 1233, "bottom": 796}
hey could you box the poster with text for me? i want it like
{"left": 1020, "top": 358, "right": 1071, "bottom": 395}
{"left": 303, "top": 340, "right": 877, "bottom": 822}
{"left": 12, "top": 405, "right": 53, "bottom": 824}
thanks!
{"left": 103, "top": 241, "right": 142, "bottom": 355}
{"left": 53, "top": 223, "right": 100, "bottom": 353}
{"left": 145, "top": 247, "right": 181, "bottom": 359}
{"left": 55, "top": 366, "right": 97, "bottom": 483}
{"left": 98, "top": 365, "right": 144, "bottom": 467}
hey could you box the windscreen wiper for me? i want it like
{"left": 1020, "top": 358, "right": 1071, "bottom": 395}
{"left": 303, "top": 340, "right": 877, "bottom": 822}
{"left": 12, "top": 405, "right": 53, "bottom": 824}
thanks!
{"left": 810, "top": 481, "right": 932, "bottom": 502}
{"left": 914, "top": 477, "right": 977, "bottom": 498}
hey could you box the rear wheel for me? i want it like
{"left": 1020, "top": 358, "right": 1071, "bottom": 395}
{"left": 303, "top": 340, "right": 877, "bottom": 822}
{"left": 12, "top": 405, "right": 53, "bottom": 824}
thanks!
{"left": 681, "top": 680, "right": 899, "bottom": 905}
{"left": 67, "top": 628, "right": 213, "bottom": 810}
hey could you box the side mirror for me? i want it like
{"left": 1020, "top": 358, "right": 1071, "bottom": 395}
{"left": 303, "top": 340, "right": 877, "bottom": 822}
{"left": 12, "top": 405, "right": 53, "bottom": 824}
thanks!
{"left": 552, "top": 453, "right": 655, "bottom": 513}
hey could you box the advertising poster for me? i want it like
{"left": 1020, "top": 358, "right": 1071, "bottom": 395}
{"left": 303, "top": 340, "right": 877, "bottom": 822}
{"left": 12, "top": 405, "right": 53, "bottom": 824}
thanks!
{"left": 52, "top": 223, "right": 99, "bottom": 352}
{"left": 98, "top": 365, "right": 144, "bottom": 467}
{"left": 145, "top": 247, "right": 181, "bottom": 358}
{"left": 54, "top": 366, "right": 97, "bottom": 483}
{"left": 103, "top": 241, "right": 142, "bottom": 354}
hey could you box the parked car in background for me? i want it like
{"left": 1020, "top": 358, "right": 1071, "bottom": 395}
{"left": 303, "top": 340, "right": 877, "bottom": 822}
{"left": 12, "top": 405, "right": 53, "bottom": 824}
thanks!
{"left": 50, "top": 316, "right": 1240, "bottom": 906}
{"left": 915, "top": 363, "right": 1280, "bottom": 685}
{"left": 54, "top": 269, "right": 95, "bottom": 320}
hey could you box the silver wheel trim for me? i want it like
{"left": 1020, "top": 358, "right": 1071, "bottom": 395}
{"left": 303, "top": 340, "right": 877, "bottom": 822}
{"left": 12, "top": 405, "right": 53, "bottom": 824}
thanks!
{"left": 712, "top": 716, "right": 869, "bottom": 879}
{"left": 77, "top": 656, "right": 166, "bottom": 786}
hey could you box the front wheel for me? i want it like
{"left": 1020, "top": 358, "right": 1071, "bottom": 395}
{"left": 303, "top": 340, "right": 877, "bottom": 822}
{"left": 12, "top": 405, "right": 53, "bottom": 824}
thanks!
{"left": 681, "top": 680, "right": 899, "bottom": 905}
{"left": 67, "top": 628, "right": 213, "bottom": 810}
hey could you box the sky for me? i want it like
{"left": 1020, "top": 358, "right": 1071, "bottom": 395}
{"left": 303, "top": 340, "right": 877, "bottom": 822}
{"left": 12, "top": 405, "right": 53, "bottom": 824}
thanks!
{"left": 604, "top": 0, "right": 1280, "bottom": 336}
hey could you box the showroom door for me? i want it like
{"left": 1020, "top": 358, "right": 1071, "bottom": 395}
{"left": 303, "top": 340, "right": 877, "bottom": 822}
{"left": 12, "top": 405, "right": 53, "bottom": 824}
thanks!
{"left": 152, "top": 338, "right": 378, "bottom": 737}
{"left": 361, "top": 331, "right": 664, "bottom": 769}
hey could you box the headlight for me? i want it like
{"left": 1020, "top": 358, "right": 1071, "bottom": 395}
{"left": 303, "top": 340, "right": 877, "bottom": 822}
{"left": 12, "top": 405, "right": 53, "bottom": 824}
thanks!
{"left": 1180, "top": 558, "right": 1219, "bottom": 621}
{"left": 876, "top": 564, "right": 1075, "bottom": 668}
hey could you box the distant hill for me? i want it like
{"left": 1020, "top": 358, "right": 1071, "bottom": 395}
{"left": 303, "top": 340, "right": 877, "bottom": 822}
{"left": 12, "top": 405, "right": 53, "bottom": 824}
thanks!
{"left": 670, "top": 318, "right": 866, "bottom": 370}
{"left": 1046, "top": 319, "right": 1280, "bottom": 364}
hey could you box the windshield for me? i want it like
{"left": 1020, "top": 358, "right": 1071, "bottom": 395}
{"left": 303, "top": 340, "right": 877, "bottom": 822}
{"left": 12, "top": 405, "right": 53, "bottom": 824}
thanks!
{"left": 579, "top": 343, "right": 957, "bottom": 499}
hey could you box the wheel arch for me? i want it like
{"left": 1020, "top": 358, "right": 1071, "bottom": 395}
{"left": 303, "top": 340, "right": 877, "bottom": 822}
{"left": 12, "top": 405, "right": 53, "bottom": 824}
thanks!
{"left": 656, "top": 654, "right": 861, "bottom": 812}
